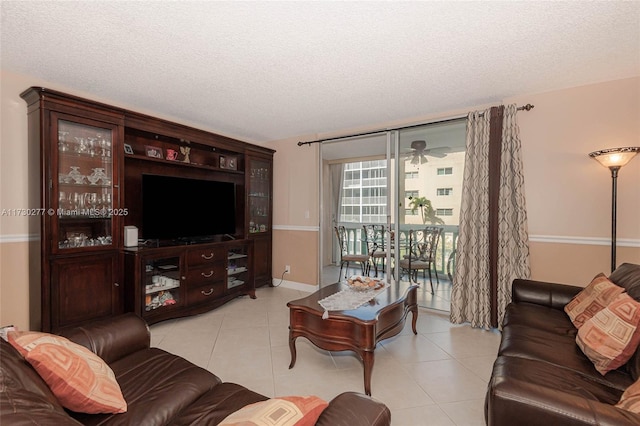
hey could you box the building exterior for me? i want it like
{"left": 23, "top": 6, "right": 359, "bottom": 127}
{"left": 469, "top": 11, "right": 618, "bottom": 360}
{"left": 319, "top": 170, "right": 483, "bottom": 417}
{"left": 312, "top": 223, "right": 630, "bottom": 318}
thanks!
{"left": 339, "top": 152, "right": 465, "bottom": 227}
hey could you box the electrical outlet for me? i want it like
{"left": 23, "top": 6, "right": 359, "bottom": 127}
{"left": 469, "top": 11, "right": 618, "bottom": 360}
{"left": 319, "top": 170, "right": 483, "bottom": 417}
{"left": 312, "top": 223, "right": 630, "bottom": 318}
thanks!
{"left": 285, "top": 265, "right": 291, "bottom": 274}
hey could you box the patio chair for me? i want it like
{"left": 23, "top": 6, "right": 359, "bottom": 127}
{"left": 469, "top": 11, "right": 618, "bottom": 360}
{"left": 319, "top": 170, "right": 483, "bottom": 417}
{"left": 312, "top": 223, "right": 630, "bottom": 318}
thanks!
{"left": 363, "top": 224, "right": 388, "bottom": 277}
{"left": 398, "top": 227, "right": 443, "bottom": 293}
{"left": 335, "top": 226, "right": 370, "bottom": 279}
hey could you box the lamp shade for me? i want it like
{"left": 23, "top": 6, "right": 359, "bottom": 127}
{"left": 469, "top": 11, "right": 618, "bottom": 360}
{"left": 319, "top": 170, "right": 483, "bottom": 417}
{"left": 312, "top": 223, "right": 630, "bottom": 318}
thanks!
{"left": 589, "top": 147, "right": 640, "bottom": 169}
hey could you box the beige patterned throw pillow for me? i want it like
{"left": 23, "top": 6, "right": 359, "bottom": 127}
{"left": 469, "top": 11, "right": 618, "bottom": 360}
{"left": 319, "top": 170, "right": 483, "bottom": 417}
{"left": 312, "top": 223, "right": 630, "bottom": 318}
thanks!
{"left": 564, "top": 273, "right": 625, "bottom": 328}
{"left": 219, "top": 395, "right": 328, "bottom": 426}
{"left": 617, "top": 378, "right": 640, "bottom": 414}
{"left": 576, "top": 293, "right": 640, "bottom": 375}
{"left": 8, "top": 331, "right": 127, "bottom": 414}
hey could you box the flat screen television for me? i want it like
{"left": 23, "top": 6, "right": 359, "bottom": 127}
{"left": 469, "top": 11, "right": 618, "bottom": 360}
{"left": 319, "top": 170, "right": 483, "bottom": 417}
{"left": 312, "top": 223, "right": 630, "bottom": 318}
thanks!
{"left": 142, "top": 174, "right": 236, "bottom": 242}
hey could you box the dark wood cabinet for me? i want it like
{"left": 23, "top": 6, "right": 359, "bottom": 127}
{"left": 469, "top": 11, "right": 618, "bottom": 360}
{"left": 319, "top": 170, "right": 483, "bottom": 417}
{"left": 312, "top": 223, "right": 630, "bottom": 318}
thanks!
{"left": 50, "top": 253, "right": 122, "bottom": 330}
{"left": 23, "top": 87, "right": 273, "bottom": 331}
{"left": 124, "top": 240, "right": 254, "bottom": 325}
{"left": 252, "top": 235, "right": 272, "bottom": 288}
{"left": 247, "top": 152, "right": 273, "bottom": 287}
{"left": 22, "top": 88, "right": 124, "bottom": 332}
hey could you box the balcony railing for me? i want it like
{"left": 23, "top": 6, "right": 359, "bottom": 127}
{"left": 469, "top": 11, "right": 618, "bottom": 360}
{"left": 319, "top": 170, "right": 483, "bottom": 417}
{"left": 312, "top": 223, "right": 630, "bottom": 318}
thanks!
{"left": 334, "top": 223, "right": 459, "bottom": 278}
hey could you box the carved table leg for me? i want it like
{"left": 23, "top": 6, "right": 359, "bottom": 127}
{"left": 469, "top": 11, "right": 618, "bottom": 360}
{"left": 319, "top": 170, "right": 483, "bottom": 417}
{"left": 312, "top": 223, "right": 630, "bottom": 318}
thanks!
{"left": 411, "top": 307, "right": 418, "bottom": 335}
{"left": 362, "top": 350, "right": 374, "bottom": 396}
{"left": 288, "top": 333, "right": 297, "bottom": 369}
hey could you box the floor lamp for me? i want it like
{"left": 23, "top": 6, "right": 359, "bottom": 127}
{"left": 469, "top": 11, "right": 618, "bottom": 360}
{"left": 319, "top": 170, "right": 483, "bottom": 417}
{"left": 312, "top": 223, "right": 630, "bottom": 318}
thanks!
{"left": 588, "top": 147, "right": 639, "bottom": 273}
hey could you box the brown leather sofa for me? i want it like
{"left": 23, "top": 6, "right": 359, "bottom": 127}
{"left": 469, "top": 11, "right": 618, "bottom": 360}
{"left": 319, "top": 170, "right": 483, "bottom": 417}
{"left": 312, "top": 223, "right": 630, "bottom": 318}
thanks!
{"left": 485, "top": 263, "right": 640, "bottom": 426}
{"left": 1, "top": 313, "right": 391, "bottom": 425}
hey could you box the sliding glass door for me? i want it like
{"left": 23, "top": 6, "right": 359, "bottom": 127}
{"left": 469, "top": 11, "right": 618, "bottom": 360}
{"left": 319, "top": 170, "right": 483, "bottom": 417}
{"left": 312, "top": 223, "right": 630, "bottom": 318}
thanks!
{"left": 319, "top": 119, "right": 466, "bottom": 312}
{"left": 319, "top": 133, "right": 392, "bottom": 286}
{"left": 396, "top": 120, "right": 466, "bottom": 310}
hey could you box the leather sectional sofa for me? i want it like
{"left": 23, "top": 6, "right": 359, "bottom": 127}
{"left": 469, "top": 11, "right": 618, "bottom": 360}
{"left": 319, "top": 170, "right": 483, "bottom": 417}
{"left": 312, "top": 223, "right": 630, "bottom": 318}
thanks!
{"left": 1, "top": 313, "right": 391, "bottom": 425}
{"left": 486, "top": 263, "right": 640, "bottom": 425}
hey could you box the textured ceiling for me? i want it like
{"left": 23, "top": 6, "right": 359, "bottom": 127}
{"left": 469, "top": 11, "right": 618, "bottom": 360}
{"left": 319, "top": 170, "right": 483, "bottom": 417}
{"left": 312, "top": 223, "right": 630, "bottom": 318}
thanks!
{"left": 1, "top": 1, "right": 639, "bottom": 144}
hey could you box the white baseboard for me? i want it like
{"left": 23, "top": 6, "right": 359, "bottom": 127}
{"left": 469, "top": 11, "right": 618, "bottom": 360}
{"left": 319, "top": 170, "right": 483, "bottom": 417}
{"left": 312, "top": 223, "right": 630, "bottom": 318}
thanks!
{"left": 271, "top": 278, "right": 318, "bottom": 292}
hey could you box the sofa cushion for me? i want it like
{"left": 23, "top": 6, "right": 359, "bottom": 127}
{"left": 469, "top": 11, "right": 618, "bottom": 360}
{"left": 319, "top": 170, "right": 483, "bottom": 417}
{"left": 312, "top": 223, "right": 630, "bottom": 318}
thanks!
{"left": 502, "top": 302, "right": 577, "bottom": 337}
{"left": 487, "top": 355, "right": 640, "bottom": 425}
{"left": 610, "top": 263, "right": 640, "bottom": 302}
{"left": 0, "top": 339, "right": 81, "bottom": 425}
{"left": 0, "top": 339, "right": 65, "bottom": 412}
{"left": 219, "top": 395, "right": 328, "bottom": 426}
{"left": 564, "top": 273, "right": 625, "bottom": 329}
{"left": 7, "top": 331, "right": 127, "bottom": 414}
{"left": 69, "top": 347, "right": 222, "bottom": 425}
{"left": 609, "top": 264, "right": 640, "bottom": 381}
{"left": 577, "top": 293, "right": 640, "bottom": 375}
{"left": 499, "top": 324, "right": 632, "bottom": 390}
{"left": 617, "top": 378, "right": 640, "bottom": 414}
{"left": 169, "top": 382, "right": 269, "bottom": 426}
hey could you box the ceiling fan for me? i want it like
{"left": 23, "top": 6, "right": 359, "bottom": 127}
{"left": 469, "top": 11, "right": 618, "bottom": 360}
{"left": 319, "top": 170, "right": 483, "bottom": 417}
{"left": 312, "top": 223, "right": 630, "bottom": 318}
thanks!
{"left": 403, "top": 140, "right": 450, "bottom": 165}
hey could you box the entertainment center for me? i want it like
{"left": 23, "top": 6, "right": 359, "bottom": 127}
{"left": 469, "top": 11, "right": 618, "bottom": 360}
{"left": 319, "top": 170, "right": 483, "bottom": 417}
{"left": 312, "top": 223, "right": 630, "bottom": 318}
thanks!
{"left": 22, "top": 87, "right": 274, "bottom": 332}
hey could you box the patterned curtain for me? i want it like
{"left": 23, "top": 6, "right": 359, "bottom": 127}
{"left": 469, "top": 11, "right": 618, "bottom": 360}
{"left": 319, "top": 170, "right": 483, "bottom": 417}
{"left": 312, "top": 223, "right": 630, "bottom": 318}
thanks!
{"left": 496, "top": 105, "right": 531, "bottom": 324}
{"left": 450, "top": 104, "right": 530, "bottom": 329}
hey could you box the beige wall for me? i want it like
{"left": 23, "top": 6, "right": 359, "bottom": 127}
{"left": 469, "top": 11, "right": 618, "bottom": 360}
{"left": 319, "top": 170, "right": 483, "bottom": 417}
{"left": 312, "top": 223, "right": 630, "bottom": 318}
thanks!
{"left": 2, "top": 70, "right": 639, "bottom": 330}
{"left": 270, "top": 77, "right": 640, "bottom": 289}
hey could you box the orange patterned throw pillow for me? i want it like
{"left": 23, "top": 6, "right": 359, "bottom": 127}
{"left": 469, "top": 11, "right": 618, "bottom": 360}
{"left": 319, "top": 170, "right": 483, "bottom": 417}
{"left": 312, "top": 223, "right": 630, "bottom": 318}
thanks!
{"left": 219, "top": 395, "right": 328, "bottom": 426}
{"left": 576, "top": 293, "right": 640, "bottom": 375}
{"left": 564, "top": 273, "right": 625, "bottom": 328}
{"left": 7, "top": 331, "right": 127, "bottom": 414}
{"left": 617, "top": 378, "right": 640, "bottom": 414}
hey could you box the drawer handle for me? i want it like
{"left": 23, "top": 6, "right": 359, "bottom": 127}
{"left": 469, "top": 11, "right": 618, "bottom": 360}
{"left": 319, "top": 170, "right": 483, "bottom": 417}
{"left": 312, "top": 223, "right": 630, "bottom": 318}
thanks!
{"left": 201, "top": 253, "right": 215, "bottom": 260}
{"left": 201, "top": 288, "right": 214, "bottom": 296}
{"left": 201, "top": 270, "right": 215, "bottom": 278}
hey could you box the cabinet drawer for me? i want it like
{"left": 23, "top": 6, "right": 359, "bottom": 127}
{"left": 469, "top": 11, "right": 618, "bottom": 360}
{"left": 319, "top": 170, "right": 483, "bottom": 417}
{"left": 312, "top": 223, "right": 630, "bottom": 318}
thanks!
{"left": 187, "top": 281, "right": 225, "bottom": 305}
{"left": 187, "top": 263, "right": 226, "bottom": 285}
{"left": 187, "top": 247, "right": 226, "bottom": 266}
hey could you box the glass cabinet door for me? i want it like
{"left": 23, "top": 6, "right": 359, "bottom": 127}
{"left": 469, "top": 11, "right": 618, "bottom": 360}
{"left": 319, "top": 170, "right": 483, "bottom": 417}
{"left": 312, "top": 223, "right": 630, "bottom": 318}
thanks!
{"left": 248, "top": 158, "right": 271, "bottom": 234}
{"left": 144, "top": 256, "right": 182, "bottom": 313}
{"left": 54, "top": 116, "right": 119, "bottom": 252}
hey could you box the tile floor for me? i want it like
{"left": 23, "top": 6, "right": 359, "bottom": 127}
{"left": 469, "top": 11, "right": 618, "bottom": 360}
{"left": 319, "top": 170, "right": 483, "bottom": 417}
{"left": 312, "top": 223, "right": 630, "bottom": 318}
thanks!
{"left": 150, "top": 285, "right": 501, "bottom": 425}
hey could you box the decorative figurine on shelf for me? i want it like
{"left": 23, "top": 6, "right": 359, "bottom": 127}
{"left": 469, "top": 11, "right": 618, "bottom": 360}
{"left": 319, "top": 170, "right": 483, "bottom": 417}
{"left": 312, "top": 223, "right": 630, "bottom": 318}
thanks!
{"left": 180, "top": 146, "right": 191, "bottom": 163}
{"left": 166, "top": 149, "right": 177, "bottom": 161}
{"left": 159, "top": 291, "right": 176, "bottom": 306}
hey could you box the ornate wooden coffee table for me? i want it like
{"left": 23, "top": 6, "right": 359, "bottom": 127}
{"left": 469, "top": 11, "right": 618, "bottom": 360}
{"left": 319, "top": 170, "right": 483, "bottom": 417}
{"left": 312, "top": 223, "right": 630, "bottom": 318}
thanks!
{"left": 287, "top": 281, "right": 418, "bottom": 396}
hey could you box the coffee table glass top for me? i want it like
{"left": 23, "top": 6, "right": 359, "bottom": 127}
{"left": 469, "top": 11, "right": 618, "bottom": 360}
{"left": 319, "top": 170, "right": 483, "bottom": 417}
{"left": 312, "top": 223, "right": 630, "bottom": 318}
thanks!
{"left": 287, "top": 280, "right": 417, "bottom": 322}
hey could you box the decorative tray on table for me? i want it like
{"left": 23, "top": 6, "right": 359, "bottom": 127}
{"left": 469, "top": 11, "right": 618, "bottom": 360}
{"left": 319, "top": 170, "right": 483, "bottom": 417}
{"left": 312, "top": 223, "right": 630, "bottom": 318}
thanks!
{"left": 346, "top": 276, "right": 385, "bottom": 291}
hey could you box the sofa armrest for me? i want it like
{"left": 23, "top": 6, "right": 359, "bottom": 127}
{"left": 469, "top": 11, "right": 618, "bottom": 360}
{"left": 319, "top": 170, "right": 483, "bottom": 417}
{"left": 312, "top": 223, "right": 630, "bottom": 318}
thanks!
{"left": 512, "top": 279, "right": 583, "bottom": 310}
{"left": 58, "top": 313, "right": 150, "bottom": 364}
{"left": 316, "top": 392, "right": 391, "bottom": 426}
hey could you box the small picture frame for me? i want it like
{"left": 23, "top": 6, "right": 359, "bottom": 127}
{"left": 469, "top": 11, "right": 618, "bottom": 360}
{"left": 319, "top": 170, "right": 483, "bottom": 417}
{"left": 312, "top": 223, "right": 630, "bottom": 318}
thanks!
{"left": 124, "top": 143, "right": 134, "bottom": 155}
{"left": 226, "top": 156, "right": 237, "bottom": 170}
{"left": 145, "top": 145, "right": 163, "bottom": 159}
{"left": 219, "top": 155, "right": 226, "bottom": 169}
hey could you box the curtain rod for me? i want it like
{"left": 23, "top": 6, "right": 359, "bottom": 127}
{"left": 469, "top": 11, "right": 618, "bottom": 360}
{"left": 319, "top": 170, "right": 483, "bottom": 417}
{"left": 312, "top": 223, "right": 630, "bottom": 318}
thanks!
{"left": 297, "top": 103, "right": 534, "bottom": 146}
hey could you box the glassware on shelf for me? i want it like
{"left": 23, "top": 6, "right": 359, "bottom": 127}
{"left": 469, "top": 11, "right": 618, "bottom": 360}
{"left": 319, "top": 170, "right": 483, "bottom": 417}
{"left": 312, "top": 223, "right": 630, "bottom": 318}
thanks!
{"left": 84, "top": 192, "right": 98, "bottom": 209}
{"left": 88, "top": 168, "right": 109, "bottom": 185}
{"left": 68, "top": 166, "right": 85, "bottom": 184}
{"left": 59, "top": 234, "right": 112, "bottom": 249}
{"left": 58, "top": 192, "right": 67, "bottom": 210}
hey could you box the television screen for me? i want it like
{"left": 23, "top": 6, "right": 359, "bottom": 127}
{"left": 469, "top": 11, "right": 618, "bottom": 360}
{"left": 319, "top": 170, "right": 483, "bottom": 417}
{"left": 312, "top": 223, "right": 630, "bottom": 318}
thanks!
{"left": 142, "top": 174, "right": 236, "bottom": 241}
